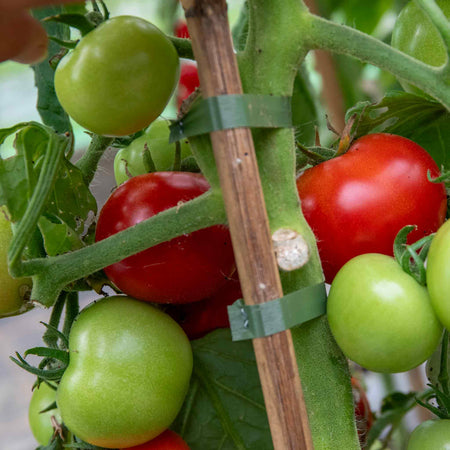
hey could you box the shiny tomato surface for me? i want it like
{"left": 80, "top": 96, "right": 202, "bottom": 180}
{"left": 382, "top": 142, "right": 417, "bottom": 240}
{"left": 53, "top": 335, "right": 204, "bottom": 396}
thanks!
{"left": 96, "top": 172, "right": 235, "bottom": 303}
{"left": 296, "top": 133, "right": 447, "bottom": 282}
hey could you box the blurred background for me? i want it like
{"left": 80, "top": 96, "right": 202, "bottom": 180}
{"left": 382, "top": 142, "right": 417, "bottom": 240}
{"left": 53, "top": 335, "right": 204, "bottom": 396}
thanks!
{"left": 0, "top": 0, "right": 429, "bottom": 449}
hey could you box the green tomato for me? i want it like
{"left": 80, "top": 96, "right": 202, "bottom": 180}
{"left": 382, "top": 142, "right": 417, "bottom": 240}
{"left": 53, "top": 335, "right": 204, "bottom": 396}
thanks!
{"left": 327, "top": 253, "right": 442, "bottom": 373}
{"left": 408, "top": 420, "right": 450, "bottom": 450}
{"left": 391, "top": 0, "right": 450, "bottom": 94}
{"left": 114, "top": 119, "right": 192, "bottom": 185}
{"left": 57, "top": 296, "right": 193, "bottom": 449}
{"left": 427, "top": 220, "right": 450, "bottom": 330}
{"left": 29, "top": 383, "right": 61, "bottom": 446}
{"left": 55, "top": 16, "right": 180, "bottom": 136}
{"left": 0, "top": 211, "right": 32, "bottom": 317}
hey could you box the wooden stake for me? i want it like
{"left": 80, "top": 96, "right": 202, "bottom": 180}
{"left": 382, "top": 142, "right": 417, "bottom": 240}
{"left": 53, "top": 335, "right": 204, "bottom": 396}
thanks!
{"left": 180, "top": 1, "right": 314, "bottom": 448}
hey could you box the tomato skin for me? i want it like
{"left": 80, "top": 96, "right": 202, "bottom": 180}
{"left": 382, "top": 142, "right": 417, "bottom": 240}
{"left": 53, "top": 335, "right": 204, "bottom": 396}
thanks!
{"left": 57, "top": 296, "right": 193, "bottom": 449}
{"left": 296, "top": 133, "right": 447, "bottom": 282}
{"left": 55, "top": 16, "right": 179, "bottom": 136}
{"left": 177, "top": 62, "right": 200, "bottom": 108}
{"left": 427, "top": 220, "right": 450, "bottom": 330}
{"left": 174, "top": 20, "right": 190, "bottom": 39}
{"left": 122, "top": 430, "right": 190, "bottom": 450}
{"left": 168, "top": 276, "right": 242, "bottom": 339}
{"left": 407, "top": 420, "right": 450, "bottom": 450}
{"left": 95, "top": 172, "right": 235, "bottom": 304}
{"left": 392, "top": 0, "right": 450, "bottom": 94}
{"left": 29, "top": 383, "right": 61, "bottom": 446}
{"left": 0, "top": 211, "right": 32, "bottom": 317}
{"left": 327, "top": 253, "right": 442, "bottom": 373}
{"left": 114, "top": 119, "right": 192, "bottom": 186}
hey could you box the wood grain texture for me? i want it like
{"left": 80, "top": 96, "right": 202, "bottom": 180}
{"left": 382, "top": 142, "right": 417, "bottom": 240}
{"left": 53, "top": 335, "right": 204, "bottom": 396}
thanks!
{"left": 179, "top": 1, "right": 314, "bottom": 448}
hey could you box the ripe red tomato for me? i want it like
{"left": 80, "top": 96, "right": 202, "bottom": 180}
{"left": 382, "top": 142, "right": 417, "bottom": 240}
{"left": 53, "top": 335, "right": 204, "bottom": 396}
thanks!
{"left": 296, "top": 133, "right": 447, "bottom": 282}
{"left": 351, "top": 377, "right": 373, "bottom": 447}
{"left": 168, "top": 275, "right": 242, "bottom": 339}
{"left": 95, "top": 172, "right": 235, "bottom": 304}
{"left": 174, "top": 19, "right": 190, "bottom": 39}
{"left": 122, "top": 430, "right": 190, "bottom": 449}
{"left": 177, "top": 62, "right": 200, "bottom": 109}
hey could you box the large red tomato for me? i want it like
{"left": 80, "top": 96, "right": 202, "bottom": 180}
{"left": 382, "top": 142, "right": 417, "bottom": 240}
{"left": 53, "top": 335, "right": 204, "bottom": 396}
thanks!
{"left": 95, "top": 172, "right": 235, "bottom": 303}
{"left": 123, "top": 430, "right": 190, "bottom": 450}
{"left": 296, "top": 133, "right": 447, "bottom": 282}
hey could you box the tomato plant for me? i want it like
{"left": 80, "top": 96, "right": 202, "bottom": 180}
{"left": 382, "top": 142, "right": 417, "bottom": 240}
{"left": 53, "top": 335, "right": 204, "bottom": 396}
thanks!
{"left": 28, "top": 382, "right": 61, "bottom": 446}
{"left": 123, "top": 429, "right": 190, "bottom": 450}
{"left": 2, "top": 1, "right": 450, "bottom": 449}
{"left": 327, "top": 253, "right": 442, "bottom": 373}
{"left": 57, "top": 296, "right": 193, "bottom": 448}
{"left": 54, "top": 16, "right": 179, "bottom": 136}
{"left": 296, "top": 133, "right": 447, "bottom": 282}
{"left": 114, "top": 119, "right": 192, "bottom": 185}
{"left": 95, "top": 172, "right": 235, "bottom": 303}
{"left": 407, "top": 419, "right": 450, "bottom": 450}
{"left": 391, "top": 0, "right": 450, "bottom": 94}
{"left": 427, "top": 219, "right": 450, "bottom": 330}
{"left": 0, "top": 211, "right": 32, "bottom": 317}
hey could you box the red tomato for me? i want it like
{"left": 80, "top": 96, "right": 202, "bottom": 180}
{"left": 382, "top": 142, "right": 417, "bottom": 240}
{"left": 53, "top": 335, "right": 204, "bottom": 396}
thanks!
{"left": 296, "top": 133, "right": 447, "bottom": 282}
{"left": 352, "top": 377, "right": 373, "bottom": 447}
{"left": 174, "top": 19, "right": 190, "bottom": 39}
{"left": 168, "top": 275, "right": 242, "bottom": 339}
{"left": 123, "top": 430, "right": 190, "bottom": 450}
{"left": 95, "top": 172, "right": 235, "bottom": 304}
{"left": 177, "top": 61, "right": 200, "bottom": 109}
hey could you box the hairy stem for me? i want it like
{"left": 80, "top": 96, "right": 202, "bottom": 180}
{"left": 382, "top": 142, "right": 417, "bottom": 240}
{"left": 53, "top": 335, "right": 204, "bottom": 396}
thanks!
{"left": 75, "top": 135, "right": 113, "bottom": 185}
{"left": 303, "top": 13, "right": 450, "bottom": 109}
{"left": 8, "top": 132, "right": 66, "bottom": 276}
{"left": 22, "top": 191, "right": 226, "bottom": 307}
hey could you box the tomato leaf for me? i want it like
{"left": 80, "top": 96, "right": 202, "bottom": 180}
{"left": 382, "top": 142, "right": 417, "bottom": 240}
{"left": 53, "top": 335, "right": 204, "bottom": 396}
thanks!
{"left": 0, "top": 123, "right": 96, "bottom": 255}
{"left": 346, "top": 91, "right": 450, "bottom": 170}
{"left": 172, "top": 329, "right": 272, "bottom": 450}
{"left": 31, "top": 7, "right": 73, "bottom": 134}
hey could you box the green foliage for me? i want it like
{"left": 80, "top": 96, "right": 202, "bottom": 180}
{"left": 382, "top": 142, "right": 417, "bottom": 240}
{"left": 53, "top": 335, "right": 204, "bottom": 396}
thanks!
{"left": 0, "top": 123, "right": 96, "bottom": 257}
{"left": 172, "top": 329, "right": 272, "bottom": 450}
{"left": 31, "top": 7, "right": 73, "bottom": 134}
{"left": 347, "top": 91, "right": 450, "bottom": 170}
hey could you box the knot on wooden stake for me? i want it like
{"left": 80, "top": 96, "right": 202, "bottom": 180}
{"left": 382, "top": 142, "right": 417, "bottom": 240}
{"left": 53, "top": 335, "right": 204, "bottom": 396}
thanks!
{"left": 272, "top": 228, "right": 309, "bottom": 271}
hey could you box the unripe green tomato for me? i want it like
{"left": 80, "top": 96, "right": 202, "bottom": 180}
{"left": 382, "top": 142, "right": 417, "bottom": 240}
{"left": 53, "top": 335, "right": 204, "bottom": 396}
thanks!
{"left": 57, "top": 296, "right": 193, "bottom": 449}
{"left": 0, "top": 211, "right": 32, "bottom": 317}
{"left": 407, "top": 420, "right": 450, "bottom": 449}
{"left": 29, "top": 383, "right": 61, "bottom": 446}
{"left": 327, "top": 254, "right": 442, "bottom": 373}
{"left": 114, "top": 119, "right": 191, "bottom": 185}
{"left": 391, "top": 0, "right": 450, "bottom": 94}
{"left": 427, "top": 220, "right": 450, "bottom": 330}
{"left": 55, "top": 16, "right": 180, "bottom": 136}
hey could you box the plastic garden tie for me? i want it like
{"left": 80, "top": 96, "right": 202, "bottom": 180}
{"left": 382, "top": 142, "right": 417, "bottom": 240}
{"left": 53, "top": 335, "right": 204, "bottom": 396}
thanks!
{"left": 169, "top": 94, "right": 292, "bottom": 143}
{"left": 228, "top": 282, "right": 327, "bottom": 341}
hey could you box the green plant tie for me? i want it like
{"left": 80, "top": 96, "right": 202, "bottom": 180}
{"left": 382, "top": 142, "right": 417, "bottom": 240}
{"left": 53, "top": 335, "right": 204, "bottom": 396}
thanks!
{"left": 228, "top": 282, "right": 327, "bottom": 341}
{"left": 169, "top": 94, "right": 292, "bottom": 142}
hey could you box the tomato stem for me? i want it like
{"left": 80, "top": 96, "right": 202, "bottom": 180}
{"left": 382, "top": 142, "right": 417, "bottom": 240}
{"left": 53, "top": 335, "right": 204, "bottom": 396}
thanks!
{"left": 20, "top": 191, "right": 227, "bottom": 307}
{"left": 75, "top": 134, "right": 114, "bottom": 185}
{"left": 303, "top": 13, "right": 450, "bottom": 109}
